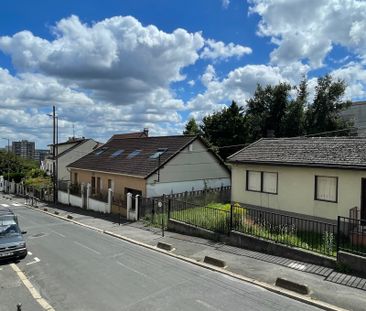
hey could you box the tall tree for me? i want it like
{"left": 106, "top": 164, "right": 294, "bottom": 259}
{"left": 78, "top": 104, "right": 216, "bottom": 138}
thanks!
{"left": 305, "top": 75, "right": 352, "bottom": 135}
{"left": 246, "top": 82, "right": 291, "bottom": 141}
{"left": 183, "top": 117, "right": 201, "bottom": 135}
{"left": 283, "top": 78, "right": 307, "bottom": 137}
{"left": 201, "top": 101, "right": 247, "bottom": 159}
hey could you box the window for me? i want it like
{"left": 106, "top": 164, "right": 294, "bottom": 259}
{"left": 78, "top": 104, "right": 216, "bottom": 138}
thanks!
{"left": 91, "top": 177, "right": 96, "bottom": 194}
{"left": 74, "top": 173, "right": 78, "bottom": 184}
{"left": 315, "top": 176, "right": 338, "bottom": 203}
{"left": 150, "top": 148, "right": 167, "bottom": 159}
{"left": 246, "top": 170, "right": 278, "bottom": 194}
{"left": 95, "top": 147, "right": 108, "bottom": 155}
{"left": 111, "top": 149, "right": 124, "bottom": 158}
{"left": 108, "top": 179, "right": 112, "bottom": 189}
{"left": 96, "top": 177, "right": 101, "bottom": 193}
{"left": 127, "top": 150, "right": 141, "bottom": 159}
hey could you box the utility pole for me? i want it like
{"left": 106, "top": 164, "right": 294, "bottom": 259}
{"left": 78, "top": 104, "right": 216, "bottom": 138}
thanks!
{"left": 52, "top": 106, "right": 56, "bottom": 206}
{"left": 2, "top": 138, "right": 10, "bottom": 193}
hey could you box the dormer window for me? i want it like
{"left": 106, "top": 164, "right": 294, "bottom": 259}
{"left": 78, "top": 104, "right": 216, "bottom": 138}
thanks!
{"left": 127, "top": 150, "right": 141, "bottom": 159}
{"left": 150, "top": 148, "right": 167, "bottom": 159}
{"left": 95, "top": 147, "right": 108, "bottom": 155}
{"left": 111, "top": 149, "right": 124, "bottom": 158}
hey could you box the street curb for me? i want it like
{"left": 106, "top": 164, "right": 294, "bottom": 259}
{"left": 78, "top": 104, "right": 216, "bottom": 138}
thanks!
{"left": 22, "top": 201, "right": 347, "bottom": 311}
{"left": 157, "top": 241, "right": 175, "bottom": 251}
{"left": 275, "top": 277, "right": 310, "bottom": 295}
{"left": 203, "top": 256, "right": 227, "bottom": 268}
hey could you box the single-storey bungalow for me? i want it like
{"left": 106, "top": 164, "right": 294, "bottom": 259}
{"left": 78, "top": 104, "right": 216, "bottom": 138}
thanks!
{"left": 67, "top": 134, "right": 230, "bottom": 198}
{"left": 227, "top": 137, "right": 366, "bottom": 222}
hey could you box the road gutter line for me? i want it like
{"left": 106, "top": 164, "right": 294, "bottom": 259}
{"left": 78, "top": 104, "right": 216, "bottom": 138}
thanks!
{"left": 24, "top": 203, "right": 347, "bottom": 311}
{"left": 10, "top": 263, "right": 56, "bottom": 311}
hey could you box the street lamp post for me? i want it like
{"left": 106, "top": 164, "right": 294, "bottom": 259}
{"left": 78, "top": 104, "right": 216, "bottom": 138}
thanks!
{"left": 47, "top": 107, "right": 58, "bottom": 206}
{"left": 2, "top": 138, "right": 10, "bottom": 193}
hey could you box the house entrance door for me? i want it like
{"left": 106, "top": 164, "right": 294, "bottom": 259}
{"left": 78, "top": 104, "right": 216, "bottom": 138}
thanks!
{"left": 361, "top": 178, "right": 366, "bottom": 222}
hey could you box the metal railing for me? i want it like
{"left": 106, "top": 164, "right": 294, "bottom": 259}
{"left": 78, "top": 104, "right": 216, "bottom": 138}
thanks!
{"left": 232, "top": 206, "right": 337, "bottom": 256}
{"left": 170, "top": 199, "right": 230, "bottom": 234}
{"left": 338, "top": 216, "right": 366, "bottom": 256}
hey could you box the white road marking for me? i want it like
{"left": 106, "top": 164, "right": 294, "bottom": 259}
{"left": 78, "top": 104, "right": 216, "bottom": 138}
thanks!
{"left": 12, "top": 203, "right": 22, "bottom": 206}
{"left": 26, "top": 257, "right": 41, "bottom": 266}
{"left": 196, "top": 299, "right": 223, "bottom": 310}
{"left": 1, "top": 203, "right": 10, "bottom": 207}
{"left": 10, "top": 263, "right": 56, "bottom": 311}
{"left": 52, "top": 230, "right": 66, "bottom": 238}
{"left": 28, "top": 251, "right": 33, "bottom": 255}
{"left": 116, "top": 260, "right": 150, "bottom": 279}
{"left": 74, "top": 241, "right": 101, "bottom": 255}
{"left": 288, "top": 262, "right": 307, "bottom": 271}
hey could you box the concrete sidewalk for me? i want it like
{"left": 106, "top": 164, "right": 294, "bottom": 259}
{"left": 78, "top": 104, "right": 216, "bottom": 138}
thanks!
{"left": 8, "top": 194, "right": 366, "bottom": 311}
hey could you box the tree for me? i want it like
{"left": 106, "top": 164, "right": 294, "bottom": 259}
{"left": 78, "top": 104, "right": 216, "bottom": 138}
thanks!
{"left": 305, "top": 75, "right": 353, "bottom": 135}
{"left": 246, "top": 82, "right": 291, "bottom": 141}
{"left": 183, "top": 117, "right": 201, "bottom": 135}
{"left": 283, "top": 78, "right": 307, "bottom": 137}
{"left": 201, "top": 101, "right": 247, "bottom": 159}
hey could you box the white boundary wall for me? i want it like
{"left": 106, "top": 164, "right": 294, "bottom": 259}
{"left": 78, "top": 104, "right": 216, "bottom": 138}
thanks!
{"left": 88, "top": 198, "right": 109, "bottom": 213}
{"left": 70, "top": 194, "right": 82, "bottom": 208}
{"left": 58, "top": 190, "right": 69, "bottom": 205}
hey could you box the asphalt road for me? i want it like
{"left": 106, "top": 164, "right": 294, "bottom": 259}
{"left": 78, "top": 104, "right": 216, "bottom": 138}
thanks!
{"left": 0, "top": 198, "right": 322, "bottom": 311}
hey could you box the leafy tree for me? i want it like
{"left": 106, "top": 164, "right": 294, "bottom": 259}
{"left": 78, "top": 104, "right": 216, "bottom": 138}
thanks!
{"left": 201, "top": 101, "right": 247, "bottom": 159}
{"left": 305, "top": 75, "right": 353, "bottom": 135}
{"left": 283, "top": 78, "right": 307, "bottom": 137}
{"left": 0, "top": 150, "right": 38, "bottom": 180}
{"left": 183, "top": 117, "right": 202, "bottom": 135}
{"left": 246, "top": 83, "right": 291, "bottom": 141}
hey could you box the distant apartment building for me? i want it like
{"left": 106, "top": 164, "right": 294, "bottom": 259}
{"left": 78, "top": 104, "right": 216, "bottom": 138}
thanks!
{"left": 35, "top": 149, "right": 50, "bottom": 163}
{"left": 342, "top": 101, "right": 366, "bottom": 136}
{"left": 12, "top": 140, "right": 35, "bottom": 159}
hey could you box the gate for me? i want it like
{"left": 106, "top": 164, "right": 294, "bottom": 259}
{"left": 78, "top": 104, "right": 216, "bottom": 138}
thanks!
{"left": 82, "top": 186, "right": 87, "bottom": 208}
{"left": 112, "top": 194, "right": 127, "bottom": 218}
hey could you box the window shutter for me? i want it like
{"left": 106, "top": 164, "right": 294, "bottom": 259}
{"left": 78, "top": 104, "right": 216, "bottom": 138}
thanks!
{"left": 263, "top": 172, "right": 277, "bottom": 194}
{"left": 247, "top": 171, "right": 261, "bottom": 191}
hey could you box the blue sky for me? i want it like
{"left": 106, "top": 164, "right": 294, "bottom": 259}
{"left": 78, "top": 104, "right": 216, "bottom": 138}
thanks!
{"left": 0, "top": 0, "right": 365, "bottom": 148}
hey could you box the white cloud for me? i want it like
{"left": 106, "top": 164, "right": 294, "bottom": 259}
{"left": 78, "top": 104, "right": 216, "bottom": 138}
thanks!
{"left": 189, "top": 64, "right": 287, "bottom": 118}
{"left": 200, "top": 39, "right": 252, "bottom": 61}
{"left": 222, "top": 0, "right": 230, "bottom": 9}
{"left": 188, "top": 80, "right": 195, "bottom": 86}
{"left": 249, "top": 0, "right": 366, "bottom": 68}
{"left": 0, "top": 15, "right": 204, "bottom": 107}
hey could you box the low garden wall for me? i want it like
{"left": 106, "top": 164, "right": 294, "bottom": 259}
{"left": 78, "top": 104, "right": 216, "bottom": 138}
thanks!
{"left": 88, "top": 197, "right": 110, "bottom": 213}
{"left": 70, "top": 194, "right": 82, "bottom": 208}
{"left": 168, "top": 219, "right": 337, "bottom": 268}
{"left": 58, "top": 190, "right": 69, "bottom": 205}
{"left": 338, "top": 251, "right": 366, "bottom": 277}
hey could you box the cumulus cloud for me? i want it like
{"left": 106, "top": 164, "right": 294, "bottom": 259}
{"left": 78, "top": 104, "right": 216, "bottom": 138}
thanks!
{"left": 222, "top": 0, "right": 230, "bottom": 9}
{"left": 200, "top": 39, "right": 252, "bottom": 61}
{"left": 249, "top": 0, "right": 366, "bottom": 68}
{"left": 189, "top": 64, "right": 287, "bottom": 119}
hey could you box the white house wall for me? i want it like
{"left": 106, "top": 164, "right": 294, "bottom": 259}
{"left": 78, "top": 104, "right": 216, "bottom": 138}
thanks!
{"left": 146, "top": 139, "right": 230, "bottom": 197}
{"left": 58, "top": 140, "right": 99, "bottom": 181}
{"left": 231, "top": 163, "right": 366, "bottom": 221}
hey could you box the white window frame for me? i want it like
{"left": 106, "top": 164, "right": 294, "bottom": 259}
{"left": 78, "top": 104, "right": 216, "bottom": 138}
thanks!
{"left": 246, "top": 170, "right": 278, "bottom": 195}
{"left": 315, "top": 175, "right": 338, "bottom": 203}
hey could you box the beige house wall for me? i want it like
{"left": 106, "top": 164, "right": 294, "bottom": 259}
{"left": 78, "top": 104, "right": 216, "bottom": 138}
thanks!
{"left": 70, "top": 168, "right": 146, "bottom": 197}
{"left": 231, "top": 163, "right": 366, "bottom": 221}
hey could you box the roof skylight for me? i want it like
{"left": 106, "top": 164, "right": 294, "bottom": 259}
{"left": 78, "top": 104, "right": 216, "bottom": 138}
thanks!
{"left": 127, "top": 149, "right": 141, "bottom": 159}
{"left": 150, "top": 148, "right": 168, "bottom": 159}
{"left": 111, "top": 149, "right": 124, "bottom": 158}
{"left": 95, "top": 147, "right": 108, "bottom": 155}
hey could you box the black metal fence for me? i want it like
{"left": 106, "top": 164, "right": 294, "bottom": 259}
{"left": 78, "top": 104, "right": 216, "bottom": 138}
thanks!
{"left": 232, "top": 206, "right": 337, "bottom": 256}
{"left": 70, "top": 183, "right": 81, "bottom": 197}
{"left": 338, "top": 216, "right": 366, "bottom": 256}
{"left": 90, "top": 190, "right": 109, "bottom": 203}
{"left": 168, "top": 201, "right": 339, "bottom": 257}
{"left": 139, "top": 196, "right": 167, "bottom": 228}
{"left": 170, "top": 199, "right": 230, "bottom": 234}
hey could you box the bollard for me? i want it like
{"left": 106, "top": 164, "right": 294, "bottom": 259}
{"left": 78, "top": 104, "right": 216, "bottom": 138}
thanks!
{"left": 17, "top": 303, "right": 22, "bottom": 311}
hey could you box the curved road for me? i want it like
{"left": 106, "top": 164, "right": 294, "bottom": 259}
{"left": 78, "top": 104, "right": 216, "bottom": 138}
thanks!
{"left": 0, "top": 198, "right": 321, "bottom": 311}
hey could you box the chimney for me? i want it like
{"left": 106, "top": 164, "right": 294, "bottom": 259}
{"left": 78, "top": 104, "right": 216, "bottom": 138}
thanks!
{"left": 143, "top": 128, "right": 149, "bottom": 137}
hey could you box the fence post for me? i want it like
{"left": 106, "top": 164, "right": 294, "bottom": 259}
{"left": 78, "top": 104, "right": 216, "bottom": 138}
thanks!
{"left": 336, "top": 216, "right": 341, "bottom": 258}
{"left": 67, "top": 181, "right": 71, "bottom": 205}
{"left": 230, "top": 203, "right": 233, "bottom": 234}
{"left": 86, "top": 183, "right": 91, "bottom": 210}
{"left": 107, "top": 188, "right": 112, "bottom": 214}
{"left": 168, "top": 198, "right": 171, "bottom": 220}
{"left": 135, "top": 194, "right": 140, "bottom": 220}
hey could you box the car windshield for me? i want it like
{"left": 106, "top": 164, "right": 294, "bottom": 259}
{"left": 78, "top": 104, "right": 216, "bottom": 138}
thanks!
{"left": 0, "top": 220, "right": 20, "bottom": 237}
